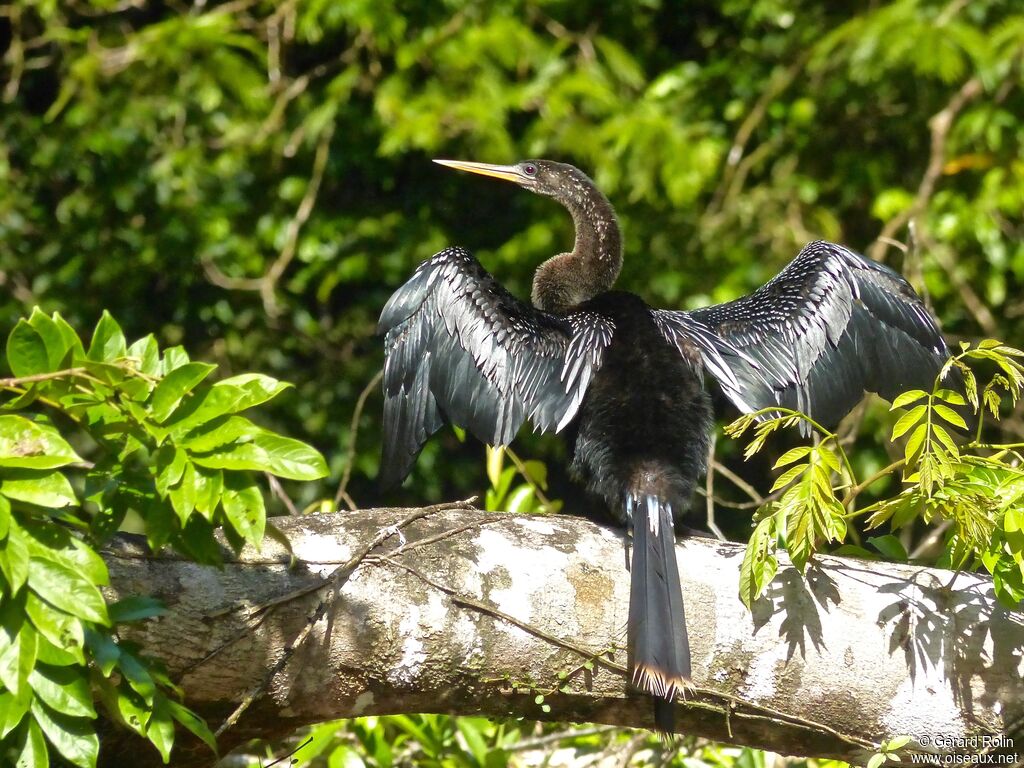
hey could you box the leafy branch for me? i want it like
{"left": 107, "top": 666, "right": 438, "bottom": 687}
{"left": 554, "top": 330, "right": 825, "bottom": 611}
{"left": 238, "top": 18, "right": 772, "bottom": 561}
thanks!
{"left": 733, "top": 340, "right": 1024, "bottom": 610}
{"left": 0, "top": 308, "right": 328, "bottom": 767}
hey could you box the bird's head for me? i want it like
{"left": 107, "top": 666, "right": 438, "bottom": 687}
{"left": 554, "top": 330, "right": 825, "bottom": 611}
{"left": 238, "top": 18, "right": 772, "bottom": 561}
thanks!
{"left": 433, "top": 158, "right": 587, "bottom": 200}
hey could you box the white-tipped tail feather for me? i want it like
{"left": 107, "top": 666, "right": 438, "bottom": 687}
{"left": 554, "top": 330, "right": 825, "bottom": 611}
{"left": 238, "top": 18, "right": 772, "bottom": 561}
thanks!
{"left": 626, "top": 490, "right": 690, "bottom": 733}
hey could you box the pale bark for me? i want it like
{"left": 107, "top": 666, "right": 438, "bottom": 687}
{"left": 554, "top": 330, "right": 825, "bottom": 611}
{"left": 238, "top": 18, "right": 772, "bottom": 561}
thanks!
{"left": 97, "top": 505, "right": 1024, "bottom": 767}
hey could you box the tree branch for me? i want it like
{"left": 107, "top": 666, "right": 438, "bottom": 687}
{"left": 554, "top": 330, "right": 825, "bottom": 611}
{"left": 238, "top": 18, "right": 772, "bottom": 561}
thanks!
{"left": 97, "top": 506, "right": 1023, "bottom": 767}
{"left": 869, "top": 77, "right": 984, "bottom": 263}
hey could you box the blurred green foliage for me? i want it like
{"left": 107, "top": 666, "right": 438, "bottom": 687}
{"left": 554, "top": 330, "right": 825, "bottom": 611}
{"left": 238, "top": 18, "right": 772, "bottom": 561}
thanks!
{"left": 3, "top": 0, "right": 1022, "bottom": 519}
{"left": 3, "top": 0, "right": 1024, "bottom": 764}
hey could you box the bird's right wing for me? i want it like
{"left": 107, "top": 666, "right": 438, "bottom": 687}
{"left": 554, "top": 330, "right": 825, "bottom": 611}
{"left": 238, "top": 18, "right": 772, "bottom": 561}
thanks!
{"left": 378, "top": 246, "right": 615, "bottom": 488}
{"left": 682, "top": 240, "right": 951, "bottom": 427}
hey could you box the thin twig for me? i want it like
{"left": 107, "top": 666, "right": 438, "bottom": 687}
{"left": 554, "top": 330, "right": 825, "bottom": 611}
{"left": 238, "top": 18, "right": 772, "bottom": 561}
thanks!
{"left": 710, "top": 460, "right": 764, "bottom": 506}
{"left": 908, "top": 519, "right": 952, "bottom": 561}
{"left": 210, "top": 500, "right": 476, "bottom": 736}
{"left": 841, "top": 458, "right": 904, "bottom": 510}
{"left": 334, "top": 369, "right": 383, "bottom": 510}
{"left": 692, "top": 487, "right": 766, "bottom": 511}
{"left": 266, "top": 473, "right": 299, "bottom": 516}
{"left": 0, "top": 367, "right": 93, "bottom": 388}
{"left": 705, "top": 434, "right": 725, "bottom": 540}
{"left": 506, "top": 725, "right": 620, "bottom": 752}
{"left": 392, "top": 513, "right": 516, "bottom": 555}
{"left": 928, "top": 243, "right": 997, "bottom": 335}
{"left": 505, "top": 446, "right": 556, "bottom": 512}
{"left": 202, "top": 123, "right": 335, "bottom": 317}
{"left": 382, "top": 552, "right": 875, "bottom": 749}
{"left": 374, "top": 555, "right": 629, "bottom": 677}
{"left": 869, "top": 76, "right": 984, "bottom": 263}
{"left": 706, "top": 54, "right": 809, "bottom": 217}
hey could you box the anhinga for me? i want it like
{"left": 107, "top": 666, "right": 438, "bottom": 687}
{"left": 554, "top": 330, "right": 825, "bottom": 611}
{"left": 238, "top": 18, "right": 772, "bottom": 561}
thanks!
{"left": 378, "top": 159, "right": 950, "bottom": 731}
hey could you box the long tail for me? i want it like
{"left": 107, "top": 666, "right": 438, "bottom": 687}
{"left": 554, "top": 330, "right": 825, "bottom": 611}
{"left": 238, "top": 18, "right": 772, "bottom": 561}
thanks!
{"left": 626, "top": 491, "right": 690, "bottom": 734}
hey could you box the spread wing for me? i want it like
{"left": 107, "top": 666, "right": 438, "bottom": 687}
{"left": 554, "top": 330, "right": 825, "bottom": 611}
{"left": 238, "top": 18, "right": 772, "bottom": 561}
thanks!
{"left": 677, "top": 240, "right": 951, "bottom": 427}
{"left": 379, "top": 246, "right": 614, "bottom": 487}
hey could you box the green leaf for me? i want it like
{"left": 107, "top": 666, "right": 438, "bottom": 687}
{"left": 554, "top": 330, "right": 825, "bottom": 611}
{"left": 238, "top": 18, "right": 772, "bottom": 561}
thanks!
{"left": 770, "top": 464, "right": 807, "bottom": 493}
{"left": 0, "top": 688, "right": 30, "bottom": 739}
{"left": 0, "top": 617, "right": 37, "bottom": 700}
{"left": 126, "top": 334, "right": 160, "bottom": 376}
{"left": 221, "top": 476, "right": 266, "bottom": 547}
{"left": 933, "top": 389, "right": 966, "bottom": 406}
{"left": 192, "top": 466, "right": 224, "bottom": 518}
{"left": 29, "top": 664, "right": 96, "bottom": 718}
{"left": 83, "top": 629, "right": 121, "bottom": 677}
{"left": 19, "top": 523, "right": 109, "bottom": 586}
{"left": 1, "top": 469, "right": 77, "bottom": 508}
{"left": 13, "top": 718, "right": 49, "bottom": 768}
{"left": 27, "top": 558, "right": 110, "bottom": 625}
{"left": 773, "top": 446, "right": 812, "bottom": 469}
{"left": 890, "top": 390, "right": 927, "bottom": 410}
{"left": 931, "top": 423, "right": 960, "bottom": 458}
{"left": 118, "top": 649, "right": 156, "bottom": 702}
{"left": 86, "top": 311, "right": 126, "bottom": 363}
{"left": 6, "top": 321, "right": 49, "bottom": 377}
{"left": 866, "top": 754, "right": 886, "bottom": 768}
{"left": 891, "top": 405, "right": 926, "bottom": 440}
{"left": 818, "top": 445, "right": 842, "bottom": 474}
{"left": 0, "top": 416, "right": 83, "bottom": 469}
{"left": 904, "top": 424, "right": 927, "bottom": 466}
{"left": 146, "top": 694, "right": 176, "bottom": 763}
{"left": 166, "top": 698, "right": 218, "bottom": 754}
{"left": 160, "top": 346, "right": 191, "bottom": 373}
{"left": 867, "top": 534, "right": 908, "bottom": 562}
{"left": 885, "top": 735, "right": 912, "bottom": 751}
{"left": 486, "top": 446, "right": 504, "bottom": 488}
{"left": 191, "top": 429, "right": 327, "bottom": 480}
{"left": 216, "top": 373, "right": 291, "bottom": 410}
{"left": 30, "top": 698, "right": 98, "bottom": 768}
{"left": 739, "top": 514, "right": 778, "bottom": 609}
{"left": 34, "top": 635, "right": 81, "bottom": 670}
{"left": 456, "top": 717, "right": 490, "bottom": 766}
{"left": 505, "top": 484, "right": 535, "bottom": 514}
{"left": 177, "top": 415, "right": 255, "bottom": 453}
{"left": 163, "top": 383, "right": 249, "bottom": 435}
{"left": 25, "top": 592, "right": 85, "bottom": 665}
{"left": 154, "top": 445, "right": 187, "bottom": 496}
{"left": 169, "top": 461, "right": 197, "bottom": 525}
{"left": 150, "top": 362, "right": 218, "bottom": 422}
{"left": 48, "top": 314, "right": 86, "bottom": 365}
{"left": 109, "top": 596, "right": 167, "bottom": 624}
{"left": 0, "top": 493, "right": 9, "bottom": 539}
{"left": 521, "top": 460, "right": 548, "bottom": 490}
{"left": 932, "top": 403, "right": 968, "bottom": 430}
{"left": 114, "top": 686, "right": 151, "bottom": 736}
{"left": 26, "top": 309, "right": 74, "bottom": 371}
{"left": 0, "top": 520, "right": 30, "bottom": 593}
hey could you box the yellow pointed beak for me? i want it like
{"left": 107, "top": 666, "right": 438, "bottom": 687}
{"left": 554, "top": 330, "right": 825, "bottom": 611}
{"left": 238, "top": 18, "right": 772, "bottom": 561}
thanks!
{"left": 433, "top": 159, "right": 524, "bottom": 184}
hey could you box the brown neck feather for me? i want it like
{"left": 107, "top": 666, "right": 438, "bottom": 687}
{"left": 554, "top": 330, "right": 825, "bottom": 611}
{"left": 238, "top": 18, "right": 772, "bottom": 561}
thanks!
{"left": 531, "top": 173, "right": 622, "bottom": 314}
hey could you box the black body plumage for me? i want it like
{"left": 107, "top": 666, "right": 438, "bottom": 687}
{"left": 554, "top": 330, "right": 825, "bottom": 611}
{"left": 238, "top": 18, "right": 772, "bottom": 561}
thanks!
{"left": 378, "top": 159, "right": 952, "bottom": 732}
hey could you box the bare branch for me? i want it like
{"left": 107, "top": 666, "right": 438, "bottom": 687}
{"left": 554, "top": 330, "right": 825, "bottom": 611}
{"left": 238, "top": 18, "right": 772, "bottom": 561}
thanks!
{"left": 869, "top": 77, "right": 984, "bottom": 263}
{"left": 202, "top": 123, "right": 335, "bottom": 317}
{"left": 334, "top": 369, "right": 384, "bottom": 510}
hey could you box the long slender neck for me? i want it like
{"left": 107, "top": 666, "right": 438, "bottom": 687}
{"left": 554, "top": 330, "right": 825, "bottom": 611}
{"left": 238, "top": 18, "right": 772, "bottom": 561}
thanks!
{"left": 531, "top": 177, "right": 622, "bottom": 314}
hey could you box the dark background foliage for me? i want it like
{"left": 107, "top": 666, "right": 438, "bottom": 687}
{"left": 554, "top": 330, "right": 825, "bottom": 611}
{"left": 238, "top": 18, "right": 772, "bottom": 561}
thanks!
{"left": 3, "top": 0, "right": 1022, "bottom": 528}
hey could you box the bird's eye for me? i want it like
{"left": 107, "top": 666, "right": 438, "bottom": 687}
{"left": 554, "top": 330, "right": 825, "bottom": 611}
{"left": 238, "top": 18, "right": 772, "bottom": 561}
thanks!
{"left": 523, "top": 164, "right": 537, "bottom": 176}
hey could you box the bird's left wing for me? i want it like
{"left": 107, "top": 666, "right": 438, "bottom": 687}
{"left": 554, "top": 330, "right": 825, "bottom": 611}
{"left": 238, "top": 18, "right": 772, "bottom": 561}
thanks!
{"left": 378, "top": 246, "right": 614, "bottom": 488}
{"left": 662, "top": 241, "right": 951, "bottom": 428}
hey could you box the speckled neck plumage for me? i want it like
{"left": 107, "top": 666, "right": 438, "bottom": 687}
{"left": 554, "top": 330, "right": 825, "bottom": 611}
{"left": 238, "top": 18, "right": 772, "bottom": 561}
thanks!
{"left": 531, "top": 171, "right": 622, "bottom": 314}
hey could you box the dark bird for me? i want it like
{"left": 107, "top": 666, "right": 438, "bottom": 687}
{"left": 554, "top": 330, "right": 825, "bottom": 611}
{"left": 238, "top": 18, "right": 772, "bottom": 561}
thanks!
{"left": 378, "top": 159, "right": 951, "bottom": 731}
